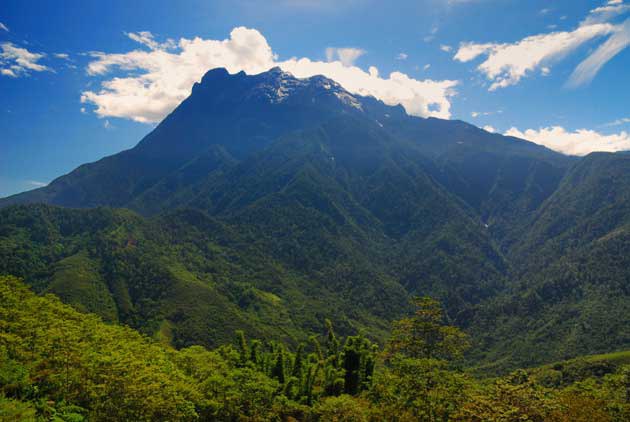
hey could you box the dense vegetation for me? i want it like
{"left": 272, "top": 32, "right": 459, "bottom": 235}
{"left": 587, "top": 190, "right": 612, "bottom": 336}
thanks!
{"left": 2, "top": 275, "right": 629, "bottom": 421}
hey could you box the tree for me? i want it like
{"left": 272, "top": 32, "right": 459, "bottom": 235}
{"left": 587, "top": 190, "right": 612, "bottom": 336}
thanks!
{"left": 271, "top": 348, "right": 286, "bottom": 385}
{"left": 371, "top": 296, "right": 473, "bottom": 420}
{"left": 385, "top": 296, "right": 470, "bottom": 361}
{"left": 341, "top": 335, "right": 376, "bottom": 395}
{"left": 235, "top": 330, "right": 249, "bottom": 367}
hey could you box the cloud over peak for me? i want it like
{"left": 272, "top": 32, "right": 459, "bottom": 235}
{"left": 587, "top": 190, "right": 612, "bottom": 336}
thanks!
{"left": 81, "top": 27, "right": 458, "bottom": 123}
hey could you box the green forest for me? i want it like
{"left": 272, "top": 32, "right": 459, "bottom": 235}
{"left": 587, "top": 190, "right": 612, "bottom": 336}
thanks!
{"left": 1, "top": 275, "right": 629, "bottom": 421}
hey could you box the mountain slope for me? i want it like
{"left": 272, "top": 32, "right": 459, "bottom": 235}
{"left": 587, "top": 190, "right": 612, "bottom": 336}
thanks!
{"left": 0, "top": 68, "right": 372, "bottom": 210}
{"left": 0, "top": 113, "right": 510, "bottom": 346}
{"left": 466, "top": 152, "right": 630, "bottom": 371}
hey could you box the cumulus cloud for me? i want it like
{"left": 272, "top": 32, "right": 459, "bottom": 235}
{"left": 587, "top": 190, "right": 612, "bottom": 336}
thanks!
{"left": 483, "top": 125, "right": 496, "bottom": 132}
{"left": 53, "top": 53, "right": 70, "bottom": 60}
{"left": 440, "top": 44, "right": 452, "bottom": 52}
{"left": 396, "top": 52, "right": 408, "bottom": 60}
{"left": 0, "top": 22, "right": 8, "bottom": 32}
{"left": 0, "top": 42, "right": 51, "bottom": 77}
{"left": 454, "top": 1, "right": 629, "bottom": 90}
{"left": 281, "top": 58, "right": 458, "bottom": 118}
{"left": 81, "top": 27, "right": 458, "bottom": 123}
{"left": 505, "top": 126, "right": 630, "bottom": 155}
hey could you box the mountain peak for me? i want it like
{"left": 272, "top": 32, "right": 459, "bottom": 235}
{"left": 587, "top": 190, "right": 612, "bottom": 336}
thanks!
{"left": 199, "top": 67, "right": 230, "bottom": 83}
{"left": 192, "top": 66, "right": 362, "bottom": 109}
{"left": 267, "top": 66, "right": 284, "bottom": 74}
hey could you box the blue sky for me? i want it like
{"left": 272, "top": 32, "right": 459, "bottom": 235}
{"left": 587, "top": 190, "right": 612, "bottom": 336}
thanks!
{"left": 1, "top": 0, "right": 629, "bottom": 197}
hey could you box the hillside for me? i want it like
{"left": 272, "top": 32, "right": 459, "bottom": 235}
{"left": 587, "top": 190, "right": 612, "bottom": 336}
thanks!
{"left": 467, "top": 152, "right": 630, "bottom": 371}
{"left": 2, "top": 275, "right": 629, "bottom": 421}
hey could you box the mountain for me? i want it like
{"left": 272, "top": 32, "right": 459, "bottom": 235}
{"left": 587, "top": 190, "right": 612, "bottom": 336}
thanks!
{"left": 0, "top": 67, "right": 571, "bottom": 217}
{"left": 2, "top": 67, "right": 629, "bottom": 372}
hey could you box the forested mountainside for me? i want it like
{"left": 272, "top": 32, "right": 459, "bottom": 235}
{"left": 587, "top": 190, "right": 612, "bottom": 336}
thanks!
{"left": 1, "top": 67, "right": 630, "bottom": 375}
{"left": 467, "top": 152, "right": 630, "bottom": 371}
{"left": 2, "top": 275, "right": 629, "bottom": 421}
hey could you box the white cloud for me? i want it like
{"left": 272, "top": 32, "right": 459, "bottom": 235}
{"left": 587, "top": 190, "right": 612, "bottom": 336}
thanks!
{"left": 126, "top": 31, "right": 176, "bottom": 51}
{"left": 0, "top": 22, "right": 8, "bottom": 32}
{"left": 505, "top": 126, "right": 630, "bottom": 155}
{"left": 81, "top": 27, "right": 458, "bottom": 123}
{"left": 27, "top": 180, "right": 47, "bottom": 187}
{"left": 603, "top": 117, "right": 630, "bottom": 126}
{"left": 424, "top": 26, "right": 439, "bottom": 42}
{"left": 396, "top": 52, "right": 408, "bottom": 60}
{"left": 483, "top": 125, "right": 496, "bottom": 132}
{"left": 54, "top": 53, "right": 70, "bottom": 60}
{"left": 567, "top": 18, "right": 630, "bottom": 87}
{"left": 281, "top": 59, "right": 458, "bottom": 118}
{"left": 325, "top": 47, "right": 365, "bottom": 66}
{"left": 423, "top": 64, "right": 431, "bottom": 70}
{"left": 454, "top": 2, "right": 629, "bottom": 90}
{"left": 440, "top": 44, "right": 452, "bottom": 52}
{"left": 455, "top": 24, "right": 616, "bottom": 90}
{"left": 103, "top": 119, "right": 113, "bottom": 129}
{"left": 453, "top": 42, "right": 495, "bottom": 62}
{"left": 0, "top": 42, "right": 51, "bottom": 77}
{"left": 471, "top": 110, "right": 497, "bottom": 118}
{"left": 582, "top": 3, "right": 629, "bottom": 26}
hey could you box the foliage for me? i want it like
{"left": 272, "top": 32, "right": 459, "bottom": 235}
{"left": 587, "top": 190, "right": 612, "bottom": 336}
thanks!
{"left": 385, "top": 296, "right": 470, "bottom": 361}
{"left": 1, "top": 275, "right": 630, "bottom": 420}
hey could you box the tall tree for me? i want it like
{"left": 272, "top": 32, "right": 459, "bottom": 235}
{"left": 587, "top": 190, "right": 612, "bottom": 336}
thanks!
{"left": 385, "top": 296, "right": 470, "bottom": 361}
